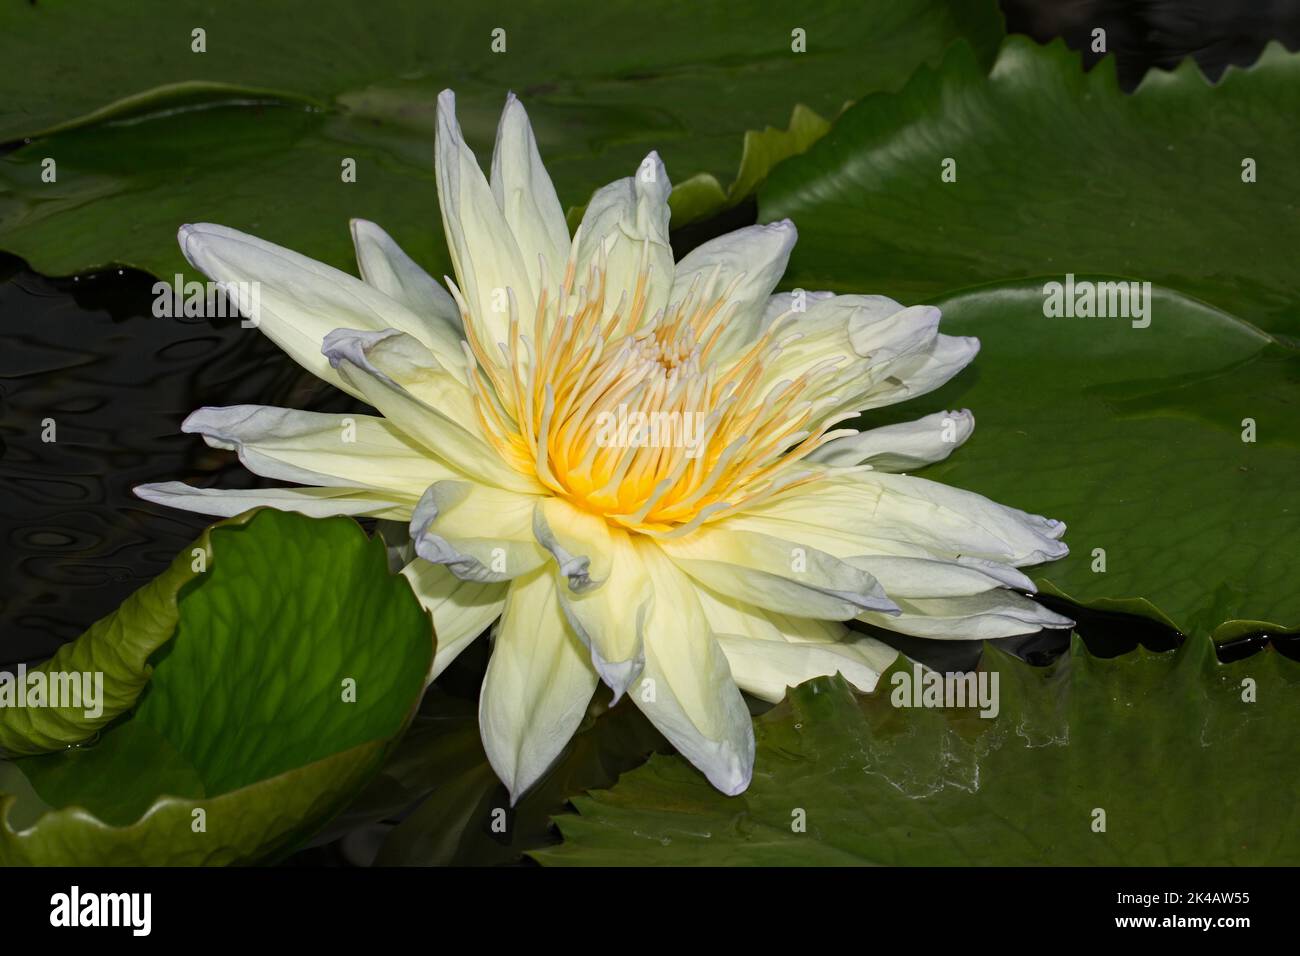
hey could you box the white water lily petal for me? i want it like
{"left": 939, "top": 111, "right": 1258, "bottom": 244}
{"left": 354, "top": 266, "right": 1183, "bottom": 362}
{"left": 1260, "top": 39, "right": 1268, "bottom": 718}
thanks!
{"left": 350, "top": 219, "right": 462, "bottom": 332}
{"left": 574, "top": 150, "right": 673, "bottom": 323}
{"left": 479, "top": 570, "right": 599, "bottom": 804}
{"left": 696, "top": 586, "right": 897, "bottom": 702}
{"left": 401, "top": 558, "right": 507, "bottom": 680}
{"left": 696, "top": 586, "right": 849, "bottom": 646}
{"left": 759, "top": 299, "right": 894, "bottom": 377}
{"left": 631, "top": 543, "right": 754, "bottom": 795}
{"left": 846, "top": 300, "right": 942, "bottom": 360}
{"left": 866, "top": 472, "right": 1067, "bottom": 566}
{"left": 846, "top": 553, "right": 1036, "bottom": 598}
{"left": 658, "top": 525, "right": 898, "bottom": 620}
{"left": 409, "top": 480, "right": 547, "bottom": 583}
{"left": 754, "top": 295, "right": 948, "bottom": 416}
{"left": 323, "top": 327, "right": 540, "bottom": 494}
{"left": 859, "top": 332, "right": 981, "bottom": 410}
{"left": 715, "top": 633, "right": 898, "bottom": 703}
{"left": 810, "top": 409, "right": 975, "bottom": 470}
{"left": 534, "top": 497, "right": 649, "bottom": 700}
{"left": 759, "top": 288, "right": 836, "bottom": 334}
{"left": 183, "top": 405, "right": 455, "bottom": 496}
{"left": 671, "top": 220, "right": 797, "bottom": 359}
{"left": 177, "top": 223, "right": 463, "bottom": 394}
{"left": 490, "top": 93, "right": 570, "bottom": 300}
{"left": 731, "top": 473, "right": 1067, "bottom": 568}
{"left": 858, "top": 589, "right": 1074, "bottom": 639}
{"left": 436, "top": 90, "right": 537, "bottom": 347}
{"left": 133, "top": 482, "right": 413, "bottom": 519}
{"left": 323, "top": 326, "right": 470, "bottom": 410}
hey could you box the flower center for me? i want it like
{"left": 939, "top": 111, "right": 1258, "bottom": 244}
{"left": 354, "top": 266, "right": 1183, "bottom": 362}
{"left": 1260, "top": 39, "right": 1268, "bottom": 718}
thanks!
{"left": 458, "top": 240, "right": 847, "bottom": 535}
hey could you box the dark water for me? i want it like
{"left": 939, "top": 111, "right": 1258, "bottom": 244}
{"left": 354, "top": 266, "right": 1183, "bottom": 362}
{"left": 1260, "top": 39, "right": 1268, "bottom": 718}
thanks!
{"left": 1002, "top": 0, "right": 1300, "bottom": 90}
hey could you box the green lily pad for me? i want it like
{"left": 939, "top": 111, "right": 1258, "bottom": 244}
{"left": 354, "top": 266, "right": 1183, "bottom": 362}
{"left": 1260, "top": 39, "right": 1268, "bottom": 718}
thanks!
{"left": 0, "top": 0, "right": 1003, "bottom": 279}
{"left": 760, "top": 37, "right": 1300, "bottom": 337}
{"left": 861, "top": 279, "right": 1300, "bottom": 641}
{"left": 0, "top": 509, "right": 433, "bottom": 865}
{"left": 535, "top": 638, "right": 1300, "bottom": 865}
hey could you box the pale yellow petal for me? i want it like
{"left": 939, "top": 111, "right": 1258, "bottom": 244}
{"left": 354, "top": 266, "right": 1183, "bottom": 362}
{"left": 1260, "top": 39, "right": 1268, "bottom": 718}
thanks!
{"left": 657, "top": 523, "right": 897, "bottom": 620}
{"left": 490, "top": 94, "right": 570, "bottom": 299}
{"left": 350, "top": 218, "right": 462, "bottom": 333}
{"left": 436, "top": 90, "right": 536, "bottom": 348}
{"left": 323, "top": 327, "right": 541, "bottom": 494}
{"left": 401, "top": 558, "right": 506, "bottom": 680}
{"left": 573, "top": 151, "right": 673, "bottom": 323}
{"left": 479, "top": 569, "right": 598, "bottom": 803}
{"left": 182, "top": 405, "right": 455, "bottom": 498}
{"left": 177, "top": 222, "right": 464, "bottom": 393}
{"left": 409, "top": 481, "right": 547, "bottom": 583}
{"left": 533, "top": 496, "right": 650, "bottom": 699}
{"left": 631, "top": 542, "right": 754, "bottom": 795}
{"left": 134, "top": 482, "right": 413, "bottom": 520}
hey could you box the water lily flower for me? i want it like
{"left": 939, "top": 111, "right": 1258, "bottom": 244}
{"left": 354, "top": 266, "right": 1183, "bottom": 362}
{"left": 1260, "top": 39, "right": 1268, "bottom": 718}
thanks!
{"left": 137, "top": 91, "right": 1070, "bottom": 800}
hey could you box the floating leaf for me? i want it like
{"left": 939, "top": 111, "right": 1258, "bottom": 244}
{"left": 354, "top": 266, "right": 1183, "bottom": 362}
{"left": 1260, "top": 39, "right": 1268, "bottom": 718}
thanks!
{"left": 669, "top": 103, "right": 835, "bottom": 226}
{"left": 536, "top": 638, "right": 1300, "bottom": 865}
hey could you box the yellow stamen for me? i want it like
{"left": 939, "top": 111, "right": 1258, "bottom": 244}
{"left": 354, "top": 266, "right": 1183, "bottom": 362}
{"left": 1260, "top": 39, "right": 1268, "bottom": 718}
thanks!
{"left": 461, "top": 243, "right": 844, "bottom": 532}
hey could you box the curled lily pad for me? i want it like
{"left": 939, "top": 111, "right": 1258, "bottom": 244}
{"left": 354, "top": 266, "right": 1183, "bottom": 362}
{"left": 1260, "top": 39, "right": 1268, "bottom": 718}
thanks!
{"left": 0, "top": 509, "right": 433, "bottom": 865}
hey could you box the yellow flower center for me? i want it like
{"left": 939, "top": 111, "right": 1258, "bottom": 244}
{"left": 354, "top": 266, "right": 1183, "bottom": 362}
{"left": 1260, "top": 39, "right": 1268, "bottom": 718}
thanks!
{"left": 460, "top": 241, "right": 844, "bottom": 535}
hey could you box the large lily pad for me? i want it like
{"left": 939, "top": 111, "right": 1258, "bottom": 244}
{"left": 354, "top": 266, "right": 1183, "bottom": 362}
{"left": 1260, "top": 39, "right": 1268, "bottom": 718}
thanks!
{"left": 0, "top": 0, "right": 1003, "bottom": 280}
{"left": 760, "top": 37, "right": 1300, "bottom": 337}
{"left": 0, "top": 509, "right": 433, "bottom": 865}
{"left": 536, "top": 637, "right": 1300, "bottom": 865}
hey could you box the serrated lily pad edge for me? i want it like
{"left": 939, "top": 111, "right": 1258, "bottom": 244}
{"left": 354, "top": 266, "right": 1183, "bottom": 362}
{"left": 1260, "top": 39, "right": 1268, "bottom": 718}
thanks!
{"left": 530, "top": 634, "right": 1300, "bottom": 865}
